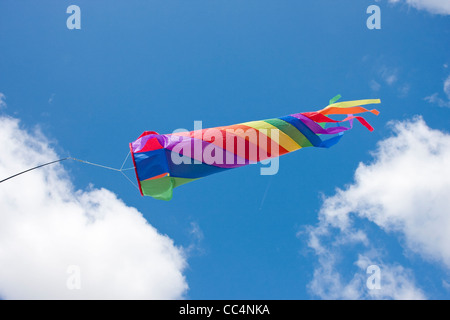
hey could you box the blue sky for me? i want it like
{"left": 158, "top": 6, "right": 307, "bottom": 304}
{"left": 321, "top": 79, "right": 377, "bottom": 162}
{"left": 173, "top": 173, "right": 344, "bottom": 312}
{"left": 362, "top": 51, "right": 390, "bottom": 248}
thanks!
{"left": 0, "top": 0, "right": 449, "bottom": 299}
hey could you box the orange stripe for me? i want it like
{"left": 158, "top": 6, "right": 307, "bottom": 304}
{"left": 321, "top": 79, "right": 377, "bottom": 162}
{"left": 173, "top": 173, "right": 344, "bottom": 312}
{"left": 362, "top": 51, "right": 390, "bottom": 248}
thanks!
{"left": 217, "top": 124, "right": 290, "bottom": 160}
{"left": 319, "top": 106, "right": 380, "bottom": 116}
{"left": 172, "top": 124, "right": 289, "bottom": 161}
{"left": 145, "top": 172, "right": 169, "bottom": 181}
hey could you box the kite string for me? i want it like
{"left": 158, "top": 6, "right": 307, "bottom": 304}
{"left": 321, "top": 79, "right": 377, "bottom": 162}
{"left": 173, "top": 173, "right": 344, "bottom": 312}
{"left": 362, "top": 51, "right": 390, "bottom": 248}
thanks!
{"left": 69, "top": 151, "right": 135, "bottom": 172}
{"left": 0, "top": 158, "right": 69, "bottom": 184}
{"left": 120, "top": 171, "right": 140, "bottom": 191}
{"left": 120, "top": 151, "right": 130, "bottom": 171}
{"left": 118, "top": 151, "right": 140, "bottom": 191}
{"left": 68, "top": 157, "right": 122, "bottom": 172}
{"left": 0, "top": 153, "right": 137, "bottom": 191}
{"left": 68, "top": 155, "right": 140, "bottom": 191}
{"left": 120, "top": 167, "right": 136, "bottom": 171}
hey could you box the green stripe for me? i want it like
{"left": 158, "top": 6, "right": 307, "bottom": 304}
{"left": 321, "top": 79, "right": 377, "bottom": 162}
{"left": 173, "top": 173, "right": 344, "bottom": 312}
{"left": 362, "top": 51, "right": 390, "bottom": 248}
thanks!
{"left": 329, "top": 94, "right": 341, "bottom": 105}
{"left": 141, "top": 176, "right": 197, "bottom": 201}
{"left": 263, "top": 118, "right": 313, "bottom": 148}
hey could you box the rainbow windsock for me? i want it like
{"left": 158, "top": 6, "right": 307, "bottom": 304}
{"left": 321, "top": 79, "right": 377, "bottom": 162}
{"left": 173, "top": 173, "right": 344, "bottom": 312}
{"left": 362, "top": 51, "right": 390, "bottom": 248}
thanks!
{"left": 130, "top": 97, "right": 380, "bottom": 200}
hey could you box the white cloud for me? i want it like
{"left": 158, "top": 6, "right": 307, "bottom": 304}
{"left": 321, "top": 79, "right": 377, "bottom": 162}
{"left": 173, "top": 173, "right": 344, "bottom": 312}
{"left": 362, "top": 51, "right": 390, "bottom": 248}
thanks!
{"left": 425, "top": 75, "right": 450, "bottom": 107}
{"left": 370, "top": 80, "right": 381, "bottom": 92}
{"left": 307, "top": 251, "right": 426, "bottom": 299}
{"left": 425, "top": 93, "right": 450, "bottom": 107}
{"left": 0, "top": 93, "right": 6, "bottom": 109}
{"left": 398, "top": 84, "right": 410, "bottom": 97}
{"left": 322, "top": 117, "right": 450, "bottom": 267}
{"left": 444, "top": 75, "right": 450, "bottom": 99}
{"left": 389, "top": 0, "right": 450, "bottom": 15}
{"left": 355, "top": 256, "right": 426, "bottom": 300}
{"left": 185, "top": 222, "right": 205, "bottom": 256}
{"left": 367, "top": 63, "right": 409, "bottom": 97}
{"left": 380, "top": 67, "right": 398, "bottom": 86}
{"left": 304, "top": 117, "right": 450, "bottom": 299}
{"left": 48, "top": 93, "right": 55, "bottom": 104}
{"left": 0, "top": 116, "right": 188, "bottom": 299}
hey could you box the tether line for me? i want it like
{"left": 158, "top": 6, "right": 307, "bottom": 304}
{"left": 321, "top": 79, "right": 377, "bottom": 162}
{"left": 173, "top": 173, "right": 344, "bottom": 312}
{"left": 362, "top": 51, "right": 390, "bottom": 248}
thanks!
{"left": 120, "top": 171, "right": 140, "bottom": 191}
{"left": 120, "top": 167, "right": 136, "bottom": 171}
{"left": 0, "top": 158, "right": 69, "bottom": 184}
{"left": 0, "top": 154, "right": 137, "bottom": 190}
{"left": 120, "top": 151, "right": 131, "bottom": 171}
{"left": 69, "top": 157, "right": 122, "bottom": 172}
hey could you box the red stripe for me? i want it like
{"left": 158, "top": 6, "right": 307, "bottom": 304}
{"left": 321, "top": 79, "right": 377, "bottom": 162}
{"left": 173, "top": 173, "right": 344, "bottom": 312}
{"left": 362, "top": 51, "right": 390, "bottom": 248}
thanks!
{"left": 137, "top": 131, "right": 159, "bottom": 139}
{"left": 171, "top": 125, "right": 289, "bottom": 161}
{"left": 137, "top": 137, "right": 164, "bottom": 153}
{"left": 129, "top": 143, "right": 144, "bottom": 196}
{"left": 302, "top": 113, "right": 374, "bottom": 132}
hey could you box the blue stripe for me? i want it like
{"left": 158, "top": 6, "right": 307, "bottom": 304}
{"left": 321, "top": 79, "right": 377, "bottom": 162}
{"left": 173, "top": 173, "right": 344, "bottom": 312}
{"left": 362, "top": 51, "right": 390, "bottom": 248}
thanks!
{"left": 279, "top": 115, "right": 323, "bottom": 147}
{"left": 319, "top": 135, "right": 343, "bottom": 148}
{"left": 134, "top": 149, "right": 170, "bottom": 181}
{"left": 166, "top": 150, "right": 230, "bottom": 179}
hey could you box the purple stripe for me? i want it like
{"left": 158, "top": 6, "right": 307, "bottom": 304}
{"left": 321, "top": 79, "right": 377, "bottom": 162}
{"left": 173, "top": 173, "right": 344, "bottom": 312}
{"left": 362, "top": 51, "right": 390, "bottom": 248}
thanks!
{"left": 131, "top": 134, "right": 153, "bottom": 153}
{"left": 162, "top": 134, "right": 253, "bottom": 168}
{"left": 292, "top": 113, "right": 350, "bottom": 135}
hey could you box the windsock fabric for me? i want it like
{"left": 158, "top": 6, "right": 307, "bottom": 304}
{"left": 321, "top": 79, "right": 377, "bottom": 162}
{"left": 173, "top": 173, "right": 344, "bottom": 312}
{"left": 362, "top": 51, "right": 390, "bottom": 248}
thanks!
{"left": 130, "top": 98, "right": 380, "bottom": 200}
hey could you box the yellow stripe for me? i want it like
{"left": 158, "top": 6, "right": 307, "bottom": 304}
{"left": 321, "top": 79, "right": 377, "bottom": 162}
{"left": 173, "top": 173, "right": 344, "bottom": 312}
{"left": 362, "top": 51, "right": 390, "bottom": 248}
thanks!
{"left": 239, "top": 120, "right": 301, "bottom": 152}
{"left": 322, "top": 99, "right": 381, "bottom": 111}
